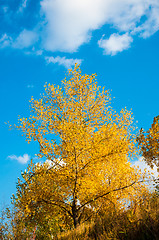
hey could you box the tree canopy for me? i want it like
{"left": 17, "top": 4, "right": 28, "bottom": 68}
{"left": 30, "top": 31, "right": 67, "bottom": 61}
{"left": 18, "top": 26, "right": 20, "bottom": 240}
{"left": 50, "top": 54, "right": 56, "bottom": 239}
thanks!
{"left": 13, "top": 64, "right": 146, "bottom": 234}
{"left": 137, "top": 116, "right": 159, "bottom": 171}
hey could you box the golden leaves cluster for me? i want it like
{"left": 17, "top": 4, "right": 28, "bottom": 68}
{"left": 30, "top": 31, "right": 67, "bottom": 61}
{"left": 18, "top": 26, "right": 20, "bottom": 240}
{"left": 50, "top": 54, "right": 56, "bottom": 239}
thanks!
{"left": 15, "top": 64, "right": 147, "bottom": 228}
{"left": 137, "top": 116, "right": 159, "bottom": 170}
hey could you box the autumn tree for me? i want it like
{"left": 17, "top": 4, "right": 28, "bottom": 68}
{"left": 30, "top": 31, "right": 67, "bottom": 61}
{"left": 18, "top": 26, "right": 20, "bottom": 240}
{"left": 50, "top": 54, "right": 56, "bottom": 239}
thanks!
{"left": 14, "top": 64, "right": 146, "bottom": 231}
{"left": 11, "top": 162, "right": 67, "bottom": 239}
{"left": 137, "top": 116, "right": 159, "bottom": 171}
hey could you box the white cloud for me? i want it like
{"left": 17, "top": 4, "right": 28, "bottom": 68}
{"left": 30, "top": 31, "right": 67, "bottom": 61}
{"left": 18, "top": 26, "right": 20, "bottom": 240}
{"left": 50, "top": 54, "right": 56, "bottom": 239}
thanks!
{"left": 1, "top": 0, "right": 159, "bottom": 55}
{"left": 35, "top": 158, "right": 65, "bottom": 170}
{"left": 98, "top": 33, "right": 133, "bottom": 55}
{"left": 3, "top": 6, "right": 9, "bottom": 13}
{"left": 0, "top": 34, "right": 12, "bottom": 48}
{"left": 45, "top": 56, "right": 83, "bottom": 68}
{"left": 36, "top": 50, "right": 43, "bottom": 56}
{"left": 18, "top": 0, "right": 28, "bottom": 13}
{"left": 40, "top": 0, "right": 109, "bottom": 52}
{"left": 133, "top": 157, "right": 158, "bottom": 178}
{"left": 39, "top": 0, "right": 158, "bottom": 53}
{"left": 23, "top": 47, "right": 43, "bottom": 56}
{"left": 133, "top": 1, "right": 159, "bottom": 38}
{"left": 27, "top": 84, "right": 34, "bottom": 88}
{"left": 133, "top": 157, "right": 159, "bottom": 189}
{"left": 13, "top": 29, "right": 38, "bottom": 49}
{"left": 8, "top": 154, "right": 30, "bottom": 164}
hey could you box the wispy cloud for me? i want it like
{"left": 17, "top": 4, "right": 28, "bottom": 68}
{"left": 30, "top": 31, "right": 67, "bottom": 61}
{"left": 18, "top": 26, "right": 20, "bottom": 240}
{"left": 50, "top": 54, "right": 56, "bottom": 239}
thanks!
{"left": 18, "top": 0, "right": 28, "bottom": 13}
{"left": 36, "top": 50, "right": 43, "bottom": 56}
{"left": 132, "top": 1, "right": 159, "bottom": 39}
{"left": 0, "top": 34, "right": 12, "bottom": 48}
{"left": 8, "top": 154, "right": 30, "bottom": 164}
{"left": 13, "top": 29, "right": 38, "bottom": 49}
{"left": 27, "top": 84, "right": 34, "bottom": 88}
{"left": 0, "top": 30, "right": 38, "bottom": 50}
{"left": 3, "top": 6, "right": 9, "bottom": 13}
{"left": 45, "top": 56, "right": 83, "bottom": 69}
{"left": 98, "top": 33, "right": 133, "bottom": 56}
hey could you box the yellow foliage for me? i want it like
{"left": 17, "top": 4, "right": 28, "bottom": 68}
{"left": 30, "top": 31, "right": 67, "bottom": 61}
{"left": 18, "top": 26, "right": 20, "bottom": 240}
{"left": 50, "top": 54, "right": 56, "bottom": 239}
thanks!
{"left": 137, "top": 116, "right": 159, "bottom": 170}
{"left": 15, "top": 64, "right": 146, "bottom": 230}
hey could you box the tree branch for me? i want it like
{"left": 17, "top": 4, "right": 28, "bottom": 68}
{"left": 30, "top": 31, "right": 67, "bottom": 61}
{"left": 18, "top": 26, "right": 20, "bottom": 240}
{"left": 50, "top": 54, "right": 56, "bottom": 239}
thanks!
{"left": 41, "top": 198, "right": 73, "bottom": 218}
{"left": 73, "top": 147, "right": 78, "bottom": 201}
{"left": 77, "top": 180, "right": 144, "bottom": 211}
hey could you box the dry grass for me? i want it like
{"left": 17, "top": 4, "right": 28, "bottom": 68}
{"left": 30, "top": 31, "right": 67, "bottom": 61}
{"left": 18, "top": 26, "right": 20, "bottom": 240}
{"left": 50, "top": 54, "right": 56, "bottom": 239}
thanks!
{"left": 56, "top": 193, "right": 159, "bottom": 240}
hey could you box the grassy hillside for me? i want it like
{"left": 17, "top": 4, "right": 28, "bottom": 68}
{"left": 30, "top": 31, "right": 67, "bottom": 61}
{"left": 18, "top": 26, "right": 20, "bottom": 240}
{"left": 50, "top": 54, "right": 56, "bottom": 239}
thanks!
{"left": 56, "top": 193, "right": 159, "bottom": 240}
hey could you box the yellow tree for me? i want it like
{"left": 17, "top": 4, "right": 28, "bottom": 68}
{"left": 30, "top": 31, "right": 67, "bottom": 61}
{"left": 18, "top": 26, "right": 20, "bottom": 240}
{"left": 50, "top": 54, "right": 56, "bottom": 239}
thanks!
{"left": 15, "top": 64, "right": 145, "bottom": 229}
{"left": 11, "top": 162, "right": 63, "bottom": 239}
{"left": 137, "top": 116, "right": 159, "bottom": 171}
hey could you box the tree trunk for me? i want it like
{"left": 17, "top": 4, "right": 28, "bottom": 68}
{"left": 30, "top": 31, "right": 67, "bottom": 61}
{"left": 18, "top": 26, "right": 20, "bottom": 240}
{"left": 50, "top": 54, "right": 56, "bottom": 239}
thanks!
{"left": 72, "top": 199, "right": 79, "bottom": 228}
{"left": 73, "top": 215, "right": 79, "bottom": 228}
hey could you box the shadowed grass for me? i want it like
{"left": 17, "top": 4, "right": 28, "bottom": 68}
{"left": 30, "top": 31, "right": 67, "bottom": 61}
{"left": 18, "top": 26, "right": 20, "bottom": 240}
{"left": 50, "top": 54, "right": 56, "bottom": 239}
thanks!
{"left": 56, "top": 193, "right": 159, "bottom": 240}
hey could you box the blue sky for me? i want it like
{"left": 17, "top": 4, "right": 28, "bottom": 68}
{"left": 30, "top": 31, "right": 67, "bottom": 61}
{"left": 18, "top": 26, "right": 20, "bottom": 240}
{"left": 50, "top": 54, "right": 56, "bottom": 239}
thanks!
{"left": 0, "top": 0, "right": 159, "bottom": 206}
